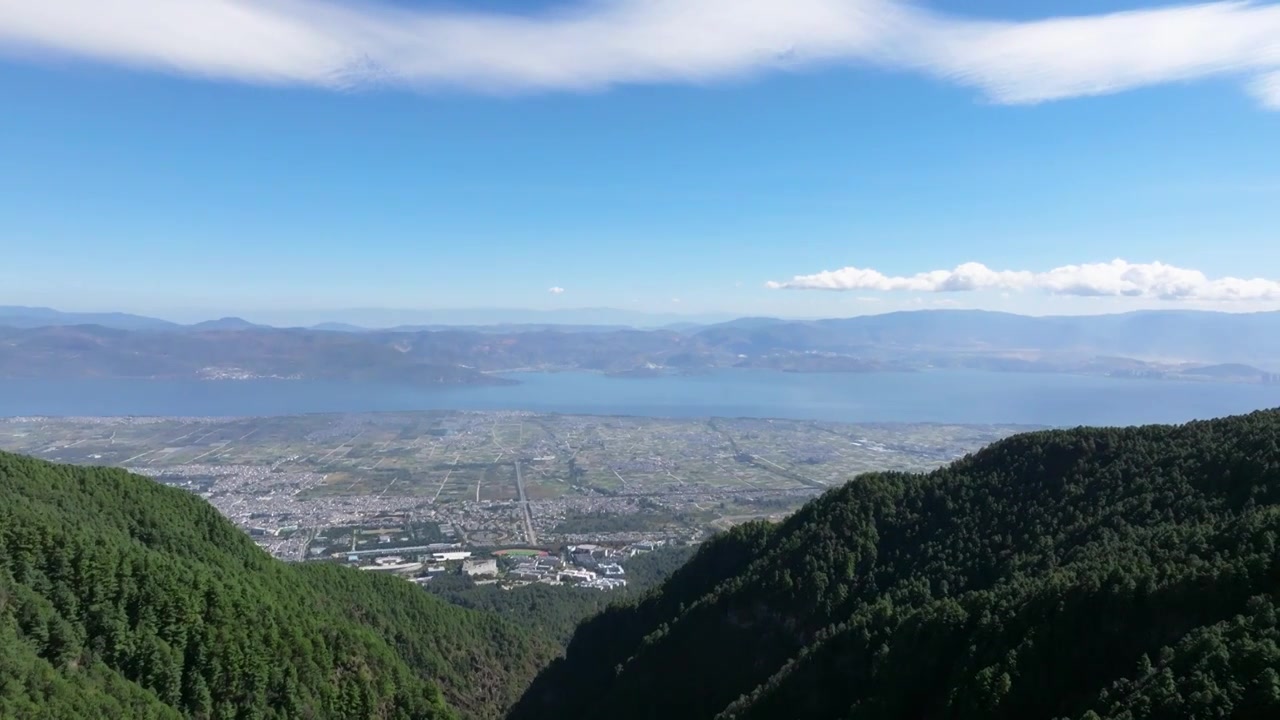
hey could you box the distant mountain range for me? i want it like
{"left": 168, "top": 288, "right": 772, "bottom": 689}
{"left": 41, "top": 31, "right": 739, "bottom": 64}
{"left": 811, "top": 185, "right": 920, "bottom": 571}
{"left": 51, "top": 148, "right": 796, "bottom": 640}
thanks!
{"left": 0, "top": 306, "right": 1276, "bottom": 385}
{"left": 0, "top": 305, "right": 732, "bottom": 332}
{"left": 283, "top": 307, "right": 739, "bottom": 329}
{"left": 698, "top": 309, "right": 1280, "bottom": 366}
{"left": 0, "top": 305, "right": 180, "bottom": 331}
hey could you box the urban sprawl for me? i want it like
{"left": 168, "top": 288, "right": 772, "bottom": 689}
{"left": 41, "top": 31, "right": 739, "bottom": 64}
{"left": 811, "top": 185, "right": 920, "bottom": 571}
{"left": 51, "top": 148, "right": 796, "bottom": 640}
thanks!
{"left": 0, "top": 412, "right": 1026, "bottom": 589}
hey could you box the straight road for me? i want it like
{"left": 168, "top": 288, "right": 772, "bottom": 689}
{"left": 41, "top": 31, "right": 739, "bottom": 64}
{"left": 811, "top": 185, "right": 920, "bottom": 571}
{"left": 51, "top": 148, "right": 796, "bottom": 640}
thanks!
{"left": 514, "top": 460, "right": 537, "bottom": 545}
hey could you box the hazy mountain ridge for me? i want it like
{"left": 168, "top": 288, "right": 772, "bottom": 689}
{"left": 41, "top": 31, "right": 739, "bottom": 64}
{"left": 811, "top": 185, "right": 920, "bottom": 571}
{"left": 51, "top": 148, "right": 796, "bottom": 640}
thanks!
{"left": 0, "top": 306, "right": 180, "bottom": 331}
{"left": 0, "top": 309, "right": 1276, "bottom": 384}
{"left": 697, "top": 309, "right": 1280, "bottom": 365}
{"left": 0, "top": 325, "right": 512, "bottom": 386}
{"left": 0, "top": 306, "right": 734, "bottom": 331}
{"left": 509, "top": 409, "right": 1280, "bottom": 720}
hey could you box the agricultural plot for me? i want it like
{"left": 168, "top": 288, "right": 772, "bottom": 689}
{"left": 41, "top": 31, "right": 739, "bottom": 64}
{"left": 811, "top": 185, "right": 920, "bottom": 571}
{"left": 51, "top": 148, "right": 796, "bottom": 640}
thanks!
{"left": 0, "top": 411, "right": 1031, "bottom": 558}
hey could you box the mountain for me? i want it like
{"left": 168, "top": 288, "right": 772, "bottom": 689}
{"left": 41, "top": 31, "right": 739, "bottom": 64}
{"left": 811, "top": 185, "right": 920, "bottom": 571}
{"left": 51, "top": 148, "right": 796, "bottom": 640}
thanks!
{"left": 5, "top": 305, "right": 1279, "bottom": 368}
{"left": 184, "top": 316, "right": 264, "bottom": 331}
{"left": 0, "top": 305, "right": 730, "bottom": 332}
{"left": 250, "top": 307, "right": 735, "bottom": 330}
{"left": 1177, "top": 363, "right": 1278, "bottom": 382}
{"left": 0, "top": 305, "right": 177, "bottom": 331}
{"left": 510, "top": 409, "right": 1280, "bottom": 720}
{"left": 0, "top": 451, "right": 556, "bottom": 719}
{"left": 6, "top": 411, "right": 1280, "bottom": 718}
{"left": 1, "top": 309, "right": 1278, "bottom": 383}
{"left": 309, "top": 322, "right": 371, "bottom": 332}
{"left": 387, "top": 323, "right": 636, "bottom": 334}
{"left": 0, "top": 325, "right": 510, "bottom": 385}
{"left": 696, "top": 309, "right": 1280, "bottom": 365}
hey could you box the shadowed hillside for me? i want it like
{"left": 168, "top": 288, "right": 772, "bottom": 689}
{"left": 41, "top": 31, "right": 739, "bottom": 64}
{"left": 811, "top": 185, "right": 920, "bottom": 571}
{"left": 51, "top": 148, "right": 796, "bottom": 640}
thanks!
{"left": 510, "top": 410, "right": 1280, "bottom": 720}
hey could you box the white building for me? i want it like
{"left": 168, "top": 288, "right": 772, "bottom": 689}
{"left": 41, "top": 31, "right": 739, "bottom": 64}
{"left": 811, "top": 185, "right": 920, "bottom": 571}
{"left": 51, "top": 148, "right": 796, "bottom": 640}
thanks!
{"left": 463, "top": 558, "right": 499, "bottom": 577}
{"left": 432, "top": 551, "right": 473, "bottom": 562}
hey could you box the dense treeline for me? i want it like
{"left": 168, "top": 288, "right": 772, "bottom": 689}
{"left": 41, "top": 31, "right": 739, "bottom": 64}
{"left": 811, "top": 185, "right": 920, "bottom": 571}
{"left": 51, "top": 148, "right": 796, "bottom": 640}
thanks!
{"left": 510, "top": 410, "right": 1280, "bottom": 720}
{"left": 10, "top": 409, "right": 1280, "bottom": 720}
{"left": 0, "top": 452, "right": 556, "bottom": 720}
{"left": 619, "top": 543, "right": 697, "bottom": 590}
{"left": 424, "top": 574, "right": 612, "bottom": 646}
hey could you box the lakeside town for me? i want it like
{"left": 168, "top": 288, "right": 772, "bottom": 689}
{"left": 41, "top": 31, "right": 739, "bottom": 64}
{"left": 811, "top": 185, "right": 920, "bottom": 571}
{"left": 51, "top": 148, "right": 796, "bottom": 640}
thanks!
{"left": 0, "top": 411, "right": 1027, "bottom": 588}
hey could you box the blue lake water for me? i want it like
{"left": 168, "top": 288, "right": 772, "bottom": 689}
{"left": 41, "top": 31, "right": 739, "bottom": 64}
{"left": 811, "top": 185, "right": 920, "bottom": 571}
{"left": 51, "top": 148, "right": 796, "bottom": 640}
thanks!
{"left": 1, "top": 370, "right": 1277, "bottom": 427}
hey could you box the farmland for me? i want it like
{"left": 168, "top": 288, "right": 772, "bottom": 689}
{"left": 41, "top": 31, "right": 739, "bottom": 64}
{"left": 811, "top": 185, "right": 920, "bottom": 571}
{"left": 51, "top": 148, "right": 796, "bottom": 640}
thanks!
{"left": 0, "top": 411, "right": 1028, "bottom": 559}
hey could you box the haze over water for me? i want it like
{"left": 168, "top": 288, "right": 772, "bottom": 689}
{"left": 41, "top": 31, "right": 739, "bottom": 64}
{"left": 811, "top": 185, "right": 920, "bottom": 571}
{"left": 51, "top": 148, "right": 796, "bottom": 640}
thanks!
{"left": 3, "top": 370, "right": 1277, "bottom": 427}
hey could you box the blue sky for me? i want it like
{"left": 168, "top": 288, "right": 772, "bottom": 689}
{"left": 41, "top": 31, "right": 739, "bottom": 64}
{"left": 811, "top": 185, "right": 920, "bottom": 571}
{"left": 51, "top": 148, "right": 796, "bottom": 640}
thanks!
{"left": 1, "top": 0, "right": 1278, "bottom": 323}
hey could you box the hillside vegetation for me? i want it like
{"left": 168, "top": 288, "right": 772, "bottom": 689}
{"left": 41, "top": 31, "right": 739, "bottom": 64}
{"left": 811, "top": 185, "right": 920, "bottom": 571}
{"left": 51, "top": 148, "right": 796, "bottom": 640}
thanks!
{"left": 6, "top": 410, "right": 1280, "bottom": 719}
{"left": 422, "top": 544, "right": 697, "bottom": 645}
{"left": 511, "top": 410, "right": 1280, "bottom": 720}
{"left": 0, "top": 452, "right": 555, "bottom": 720}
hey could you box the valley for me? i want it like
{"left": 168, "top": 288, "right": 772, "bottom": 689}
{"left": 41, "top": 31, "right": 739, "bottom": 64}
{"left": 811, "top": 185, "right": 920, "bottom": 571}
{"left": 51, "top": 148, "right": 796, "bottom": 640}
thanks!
{"left": 0, "top": 412, "right": 1022, "bottom": 568}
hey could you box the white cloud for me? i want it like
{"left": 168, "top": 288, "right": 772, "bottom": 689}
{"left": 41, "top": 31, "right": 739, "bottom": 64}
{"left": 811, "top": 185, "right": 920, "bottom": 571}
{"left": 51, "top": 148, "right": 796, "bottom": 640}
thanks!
{"left": 1, "top": 1, "right": 1280, "bottom": 107}
{"left": 906, "top": 2, "right": 1280, "bottom": 105}
{"left": 548, "top": 286, "right": 565, "bottom": 295}
{"left": 1249, "top": 71, "right": 1280, "bottom": 108}
{"left": 767, "top": 259, "right": 1280, "bottom": 302}
{"left": 765, "top": 261, "right": 1034, "bottom": 292}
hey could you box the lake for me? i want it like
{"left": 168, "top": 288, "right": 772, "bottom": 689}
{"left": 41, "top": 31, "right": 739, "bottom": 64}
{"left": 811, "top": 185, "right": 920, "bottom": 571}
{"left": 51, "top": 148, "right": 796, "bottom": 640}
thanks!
{"left": 2, "top": 370, "right": 1278, "bottom": 426}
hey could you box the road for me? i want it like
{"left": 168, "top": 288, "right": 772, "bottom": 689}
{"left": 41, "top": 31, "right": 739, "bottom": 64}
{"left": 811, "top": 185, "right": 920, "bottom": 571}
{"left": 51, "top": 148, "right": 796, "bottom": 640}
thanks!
{"left": 514, "top": 460, "right": 537, "bottom": 545}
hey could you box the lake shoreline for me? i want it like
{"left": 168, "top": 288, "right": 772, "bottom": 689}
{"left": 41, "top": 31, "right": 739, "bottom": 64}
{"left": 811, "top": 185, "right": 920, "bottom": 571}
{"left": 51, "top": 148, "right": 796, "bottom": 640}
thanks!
{"left": 2, "top": 369, "right": 1279, "bottom": 427}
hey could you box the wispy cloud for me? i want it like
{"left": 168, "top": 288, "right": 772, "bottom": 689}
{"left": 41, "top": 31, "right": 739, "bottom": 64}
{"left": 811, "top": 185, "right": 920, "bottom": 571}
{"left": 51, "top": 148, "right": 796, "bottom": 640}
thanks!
{"left": 2, "top": 1, "right": 1280, "bottom": 106}
{"left": 1249, "top": 71, "right": 1280, "bottom": 108}
{"left": 767, "top": 259, "right": 1280, "bottom": 302}
{"left": 548, "top": 286, "right": 566, "bottom": 295}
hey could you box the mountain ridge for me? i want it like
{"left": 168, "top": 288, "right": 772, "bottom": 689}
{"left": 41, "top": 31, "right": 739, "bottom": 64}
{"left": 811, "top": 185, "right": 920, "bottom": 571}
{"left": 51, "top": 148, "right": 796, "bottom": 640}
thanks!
{"left": 510, "top": 409, "right": 1280, "bottom": 720}
{"left": 5, "top": 411, "right": 1280, "bottom": 718}
{"left": 0, "top": 451, "right": 556, "bottom": 719}
{"left": 0, "top": 305, "right": 738, "bottom": 331}
{"left": 1, "top": 308, "right": 1277, "bottom": 384}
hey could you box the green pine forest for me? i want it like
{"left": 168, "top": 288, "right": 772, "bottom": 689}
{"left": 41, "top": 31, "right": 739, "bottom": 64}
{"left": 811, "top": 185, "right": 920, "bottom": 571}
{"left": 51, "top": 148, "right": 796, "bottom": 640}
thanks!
{"left": 0, "top": 451, "right": 557, "bottom": 719}
{"left": 5, "top": 410, "right": 1280, "bottom": 719}
{"left": 511, "top": 409, "right": 1280, "bottom": 720}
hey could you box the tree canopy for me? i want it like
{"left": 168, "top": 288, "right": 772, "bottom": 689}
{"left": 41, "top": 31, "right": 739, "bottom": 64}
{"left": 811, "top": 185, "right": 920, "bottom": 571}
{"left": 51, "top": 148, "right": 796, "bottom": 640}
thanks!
{"left": 7, "top": 408, "right": 1280, "bottom": 720}
{"left": 511, "top": 409, "right": 1280, "bottom": 720}
{"left": 0, "top": 451, "right": 556, "bottom": 720}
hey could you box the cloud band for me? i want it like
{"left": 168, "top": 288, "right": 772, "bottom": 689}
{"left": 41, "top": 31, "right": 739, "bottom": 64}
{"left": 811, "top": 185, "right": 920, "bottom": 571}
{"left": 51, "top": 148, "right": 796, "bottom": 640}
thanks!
{"left": 766, "top": 259, "right": 1280, "bottom": 301}
{"left": 1, "top": 1, "right": 1280, "bottom": 107}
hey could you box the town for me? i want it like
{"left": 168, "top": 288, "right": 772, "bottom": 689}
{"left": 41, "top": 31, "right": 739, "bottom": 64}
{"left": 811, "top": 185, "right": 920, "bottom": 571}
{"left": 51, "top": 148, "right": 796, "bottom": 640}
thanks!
{"left": 340, "top": 541, "right": 649, "bottom": 591}
{"left": 0, "top": 411, "right": 1027, "bottom": 588}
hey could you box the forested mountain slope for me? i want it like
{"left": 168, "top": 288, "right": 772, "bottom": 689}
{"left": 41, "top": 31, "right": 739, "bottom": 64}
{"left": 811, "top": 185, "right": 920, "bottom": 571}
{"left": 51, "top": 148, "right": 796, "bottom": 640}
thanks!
{"left": 511, "top": 410, "right": 1280, "bottom": 720}
{"left": 421, "top": 544, "right": 697, "bottom": 646}
{"left": 0, "top": 452, "right": 556, "bottom": 720}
